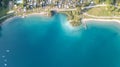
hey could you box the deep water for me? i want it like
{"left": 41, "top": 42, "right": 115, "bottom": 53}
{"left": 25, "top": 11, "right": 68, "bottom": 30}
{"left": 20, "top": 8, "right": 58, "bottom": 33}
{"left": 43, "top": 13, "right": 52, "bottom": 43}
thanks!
{"left": 0, "top": 14, "right": 120, "bottom": 67}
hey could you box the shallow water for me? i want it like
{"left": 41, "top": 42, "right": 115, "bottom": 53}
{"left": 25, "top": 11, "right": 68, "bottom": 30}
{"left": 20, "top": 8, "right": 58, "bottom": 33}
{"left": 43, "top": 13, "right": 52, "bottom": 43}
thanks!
{"left": 0, "top": 14, "right": 120, "bottom": 67}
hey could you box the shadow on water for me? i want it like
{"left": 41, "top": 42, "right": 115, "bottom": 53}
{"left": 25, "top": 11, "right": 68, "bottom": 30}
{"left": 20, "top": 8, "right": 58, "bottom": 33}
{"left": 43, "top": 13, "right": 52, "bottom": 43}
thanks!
{"left": 40, "top": 14, "right": 63, "bottom": 45}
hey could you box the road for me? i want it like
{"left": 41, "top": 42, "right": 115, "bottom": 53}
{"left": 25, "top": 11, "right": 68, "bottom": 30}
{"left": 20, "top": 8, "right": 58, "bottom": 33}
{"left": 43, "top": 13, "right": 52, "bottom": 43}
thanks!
{"left": 51, "top": 8, "right": 76, "bottom": 12}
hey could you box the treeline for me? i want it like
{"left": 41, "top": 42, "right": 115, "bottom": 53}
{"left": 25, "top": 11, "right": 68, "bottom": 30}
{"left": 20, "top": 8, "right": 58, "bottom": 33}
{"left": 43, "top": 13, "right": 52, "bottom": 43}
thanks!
{"left": 0, "top": 0, "right": 10, "bottom": 8}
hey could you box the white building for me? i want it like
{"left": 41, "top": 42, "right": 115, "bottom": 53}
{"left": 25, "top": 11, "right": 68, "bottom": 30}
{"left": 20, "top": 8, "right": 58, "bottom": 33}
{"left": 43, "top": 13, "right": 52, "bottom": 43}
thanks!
{"left": 47, "top": 0, "right": 52, "bottom": 4}
{"left": 16, "top": 0, "right": 23, "bottom": 4}
{"left": 9, "top": 1, "right": 14, "bottom": 10}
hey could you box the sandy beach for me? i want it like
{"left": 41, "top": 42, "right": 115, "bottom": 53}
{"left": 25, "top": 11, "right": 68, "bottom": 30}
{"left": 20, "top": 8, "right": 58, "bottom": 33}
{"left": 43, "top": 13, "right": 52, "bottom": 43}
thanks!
{"left": 82, "top": 19, "right": 120, "bottom": 23}
{"left": 26, "top": 12, "right": 49, "bottom": 16}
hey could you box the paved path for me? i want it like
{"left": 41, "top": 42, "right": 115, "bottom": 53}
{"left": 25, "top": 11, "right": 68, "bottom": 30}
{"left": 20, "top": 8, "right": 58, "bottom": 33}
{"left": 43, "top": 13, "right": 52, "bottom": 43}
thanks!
{"left": 83, "top": 4, "right": 120, "bottom": 9}
{"left": 51, "top": 8, "right": 76, "bottom": 12}
{"left": 83, "top": 13, "right": 120, "bottom": 19}
{"left": 83, "top": 4, "right": 107, "bottom": 9}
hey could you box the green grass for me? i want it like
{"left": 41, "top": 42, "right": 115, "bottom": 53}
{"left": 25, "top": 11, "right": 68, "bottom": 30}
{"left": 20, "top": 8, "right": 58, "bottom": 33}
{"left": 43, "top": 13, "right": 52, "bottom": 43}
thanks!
{"left": 0, "top": 7, "right": 15, "bottom": 23}
{"left": 83, "top": 14, "right": 120, "bottom": 20}
{"left": 0, "top": 7, "right": 9, "bottom": 17}
{"left": 87, "top": 6, "right": 120, "bottom": 16}
{"left": 0, "top": 7, "right": 9, "bottom": 23}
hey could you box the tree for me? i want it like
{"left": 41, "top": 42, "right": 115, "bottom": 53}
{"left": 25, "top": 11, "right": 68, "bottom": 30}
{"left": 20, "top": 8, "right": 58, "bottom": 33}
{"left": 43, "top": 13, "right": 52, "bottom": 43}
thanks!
{"left": 2, "top": 0, "right": 9, "bottom": 8}
{"left": 23, "top": 0, "right": 27, "bottom": 5}
{"left": 36, "top": 0, "right": 41, "bottom": 7}
{"left": 101, "top": 0, "right": 105, "bottom": 3}
{"left": 116, "top": 0, "right": 120, "bottom": 5}
{"left": 94, "top": 0, "right": 100, "bottom": 4}
{"left": 0, "top": 0, "right": 2, "bottom": 7}
{"left": 106, "top": 0, "right": 114, "bottom": 5}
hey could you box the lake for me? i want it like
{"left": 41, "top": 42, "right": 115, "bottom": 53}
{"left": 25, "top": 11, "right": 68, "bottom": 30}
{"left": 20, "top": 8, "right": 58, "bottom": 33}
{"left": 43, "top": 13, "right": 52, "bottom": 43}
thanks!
{"left": 0, "top": 14, "right": 120, "bottom": 67}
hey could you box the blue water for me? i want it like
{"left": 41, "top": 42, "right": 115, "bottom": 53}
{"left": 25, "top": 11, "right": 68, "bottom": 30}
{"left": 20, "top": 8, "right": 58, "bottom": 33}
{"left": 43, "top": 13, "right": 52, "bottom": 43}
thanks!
{"left": 0, "top": 14, "right": 120, "bottom": 67}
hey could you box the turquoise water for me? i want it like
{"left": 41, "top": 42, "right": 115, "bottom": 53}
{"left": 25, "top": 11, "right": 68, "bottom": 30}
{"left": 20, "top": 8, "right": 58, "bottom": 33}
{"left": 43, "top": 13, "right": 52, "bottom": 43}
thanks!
{"left": 0, "top": 14, "right": 120, "bottom": 67}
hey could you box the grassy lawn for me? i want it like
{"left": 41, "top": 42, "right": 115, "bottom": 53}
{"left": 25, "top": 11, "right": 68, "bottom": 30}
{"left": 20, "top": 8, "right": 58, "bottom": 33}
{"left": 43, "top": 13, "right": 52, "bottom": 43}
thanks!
{"left": 87, "top": 6, "right": 120, "bottom": 16}
{"left": 0, "top": 7, "right": 9, "bottom": 17}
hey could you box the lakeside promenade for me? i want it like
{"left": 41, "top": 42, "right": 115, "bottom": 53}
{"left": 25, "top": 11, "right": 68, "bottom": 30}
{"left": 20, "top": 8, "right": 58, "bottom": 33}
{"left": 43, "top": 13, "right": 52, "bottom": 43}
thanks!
{"left": 83, "top": 13, "right": 120, "bottom": 19}
{"left": 1, "top": 4, "right": 120, "bottom": 27}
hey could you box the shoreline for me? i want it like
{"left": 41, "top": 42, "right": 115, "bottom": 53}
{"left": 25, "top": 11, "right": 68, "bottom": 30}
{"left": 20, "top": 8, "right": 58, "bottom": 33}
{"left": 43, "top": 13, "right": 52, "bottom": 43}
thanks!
{"left": 67, "top": 19, "right": 120, "bottom": 29}
{"left": 25, "top": 12, "right": 49, "bottom": 17}
{"left": 2, "top": 12, "right": 50, "bottom": 24}
{"left": 2, "top": 13, "right": 120, "bottom": 26}
{"left": 82, "top": 19, "right": 120, "bottom": 23}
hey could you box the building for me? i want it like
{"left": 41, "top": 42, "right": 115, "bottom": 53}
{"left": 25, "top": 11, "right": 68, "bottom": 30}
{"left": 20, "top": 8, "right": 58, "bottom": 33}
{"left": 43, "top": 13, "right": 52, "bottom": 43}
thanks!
{"left": 47, "top": 0, "right": 52, "bottom": 4}
{"left": 9, "top": 1, "right": 14, "bottom": 10}
{"left": 81, "top": 0, "right": 92, "bottom": 3}
{"left": 16, "top": 0, "right": 23, "bottom": 4}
